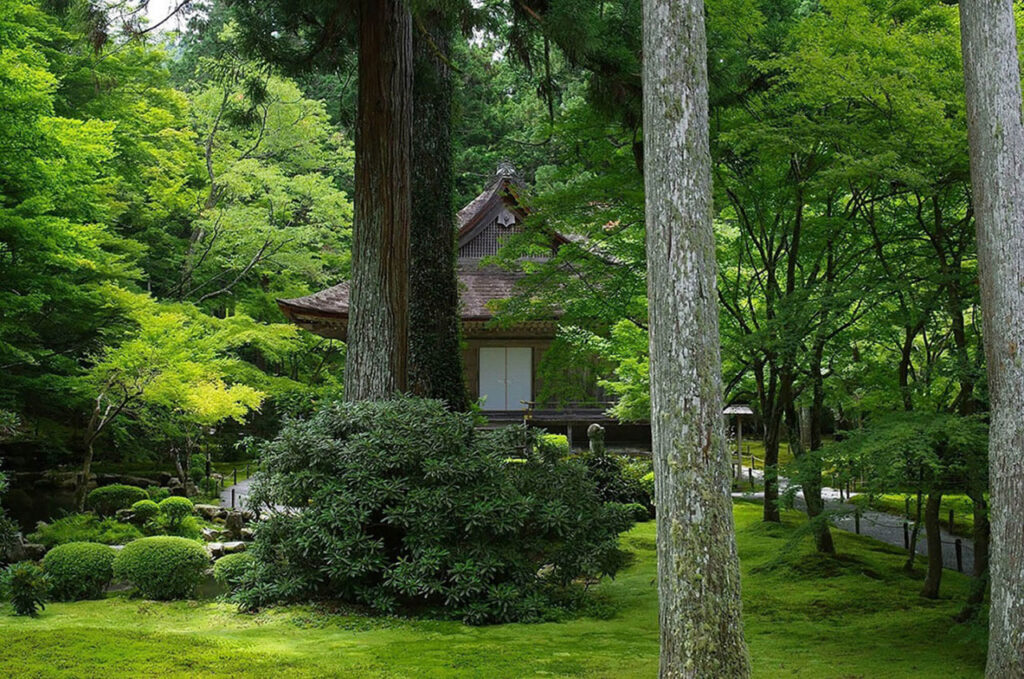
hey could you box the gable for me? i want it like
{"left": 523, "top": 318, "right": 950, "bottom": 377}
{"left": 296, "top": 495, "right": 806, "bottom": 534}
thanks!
{"left": 458, "top": 204, "right": 523, "bottom": 258}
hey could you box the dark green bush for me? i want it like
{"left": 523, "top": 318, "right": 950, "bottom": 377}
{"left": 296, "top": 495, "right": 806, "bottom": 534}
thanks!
{"left": 618, "top": 503, "right": 651, "bottom": 523}
{"left": 28, "top": 514, "right": 142, "bottom": 549}
{"left": 213, "top": 552, "right": 254, "bottom": 590}
{"left": 239, "top": 397, "right": 632, "bottom": 624}
{"left": 158, "top": 497, "right": 194, "bottom": 529}
{"left": 130, "top": 500, "right": 160, "bottom": 525}
{"left": 86, "top": 485, "right": 149, "bottom": 517}
{"left": 113, "top": 536, "right": 209, "bottom": 600}
{"left": 2, "top": 561, "right": 48, "bottom": 616}
{"left": 42, "top": 542, "right": 115, "bottom": 601}
{"left": 147, "top": 486, "right": 170, "bottom": 502}
{"left": 0, "top": 468, "right": 17, "bottom": 561}
{"left": 578, "top": 454, "right": 654, "bottom": 517}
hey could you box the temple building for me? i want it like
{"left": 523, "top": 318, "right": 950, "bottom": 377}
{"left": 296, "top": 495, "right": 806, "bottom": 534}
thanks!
{"left": 277, "top": 164, "right": 648, "bottom": 445}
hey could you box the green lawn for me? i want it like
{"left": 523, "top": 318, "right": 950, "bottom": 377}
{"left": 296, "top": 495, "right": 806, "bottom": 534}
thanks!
{"left": 851, "top": 493, "right": 977, "bottom": 537}
{"left": 0, "top": 503, "right": 986, "bottom": 678}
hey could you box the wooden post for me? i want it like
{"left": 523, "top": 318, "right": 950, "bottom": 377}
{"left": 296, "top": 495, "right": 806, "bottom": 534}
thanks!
{"left": 567, "top": 424, "right": 574, "bottom": 451}
{"left": 903, "top": 521, "right": 910, "bottom": 550}
{"left": 736, "top": 415, "right": 743, "bottom": 465}
{"left": 748, "top": 466, "right": 753, "bottom": 490}
{"left": 245, "top": 463, "right": 249, "bottom": 478}
{"left": 854, "top": 506, "right": 861, "bottom": 535}
{"left": 955, "top": 538, "right": 963, "bottom": 573}
{"left": 905, "top": 496, "right": 911, "bottom": 519}
{"left": 948, "top": 509, "right": 955, "bottom": 533}
{"left": 233, "top": 467, "right": 237, "bottom": 485}
{"left": 231, "top": 488, "right": 236, "bottom": 509}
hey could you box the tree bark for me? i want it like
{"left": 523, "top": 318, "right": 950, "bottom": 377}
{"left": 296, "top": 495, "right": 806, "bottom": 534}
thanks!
{"left": 642, "top": 0, "right": 750, "bottom": 675}
{"left": 345, "top": 0, "right": 413, "bottom": 401}
{"left": 408, "top": 10, "right": 469, "bottom": 411}
{"left": 920, "top": 491, "right": 943, "bottom": 599}
{"left": 959, "top": 3, "right": 1024, "bottom": 673}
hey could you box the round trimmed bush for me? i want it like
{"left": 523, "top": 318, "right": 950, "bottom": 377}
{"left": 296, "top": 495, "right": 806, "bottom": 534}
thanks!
{"left": 213, "top": 552, "right": 254, "bottom": 590}
{"left": 87, "top": 485, "right": 149, "bottom": 517}
{"left": 158, "top": 496, "right": 194, "bottom": 528}
{"left": 113, "top": 536, "right": 209, "bottom": 600}
{"left": 147, "top": 486, "right": 170, "bottom": 502}
{"left": 130, "top": 499, "right": 160, "bottom": 524}
{"left": 42, "top": 542, "right": 115, "bottom": 601}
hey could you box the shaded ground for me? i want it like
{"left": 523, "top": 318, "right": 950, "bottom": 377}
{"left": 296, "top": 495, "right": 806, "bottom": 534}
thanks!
{"left": 0, "top": 505, "right": 987, "bottom": 678}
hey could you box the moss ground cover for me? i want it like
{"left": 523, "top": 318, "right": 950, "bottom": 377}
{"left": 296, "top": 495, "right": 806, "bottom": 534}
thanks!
{"left": 0, "top": 503, "right": 986, "bottom": 678}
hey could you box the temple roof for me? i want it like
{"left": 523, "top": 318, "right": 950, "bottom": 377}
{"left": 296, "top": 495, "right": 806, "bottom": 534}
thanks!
{"left": 277, "top": 265, "right": 526, "bottom": 323}
{"left": 277, "top": 162, "right": 545, "bottom": 328}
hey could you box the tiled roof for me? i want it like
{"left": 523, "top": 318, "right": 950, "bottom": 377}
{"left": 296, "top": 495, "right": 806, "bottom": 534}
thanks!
{"left": 277, "top": 163, "right": 549, "bottom": 326}
{"left": 278, "top": 264, "right": 527, "bottom": 322}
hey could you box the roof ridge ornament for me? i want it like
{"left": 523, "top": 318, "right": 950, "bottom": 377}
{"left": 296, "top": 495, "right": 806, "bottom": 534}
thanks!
{"left": 496, "top": 159, "right": 517, "bottom": 178}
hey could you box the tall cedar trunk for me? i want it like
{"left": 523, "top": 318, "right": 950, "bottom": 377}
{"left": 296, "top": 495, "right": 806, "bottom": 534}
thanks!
{"left": 960, "top": 3, "right": 1024, "bottom": 673}
{"left": 921, "top": 491, "right": 944, "bottom": 599}
{"left": 345, "top": 0, "right": 413, "bottom": 400}
{"left": 408, "top": 11, "right": 469, "bottom": 411}
{"left": 642, "top": 0, "right": 751, "bottom": 675}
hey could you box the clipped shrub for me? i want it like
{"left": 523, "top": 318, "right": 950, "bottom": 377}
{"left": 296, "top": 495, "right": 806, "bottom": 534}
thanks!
{"left": 130, "top": 500, "right": 160, "bottom": 525}
{"left": 213, "top": 552, "right": 254, "bottom": 590}
{"left": 147, "top": 486, "right": 170, "bottom": 503}
{"left": 158, "top": 496, "right": 194, "bottom": 529}
{"left": 157, "top": 515, "right": 202, "bottom": 540}
{"left": 199, "top": 478, "right": 220, "bottom": 498}
{"left": 113, "top": 536, "right": 209, "bottom": 600}
{"left": 189, "top": 454, "right": 207, "bottom": 486}
{"left": 538, "top": 433, "right": 570, "bottom": 458}
{"left": 239, "top": 397, "right": 632, "bottom": 624}
{"left": 2, "top": 561, "right": 48, "bottom": 616}
{"left": 86, "top": 485, "right": 149, "bottom": 517}
{"left": 42, "top": 542, "right": 115, "bottom": 601}
{"left": 28, "top": 514, "right": 142, "bottom": 549}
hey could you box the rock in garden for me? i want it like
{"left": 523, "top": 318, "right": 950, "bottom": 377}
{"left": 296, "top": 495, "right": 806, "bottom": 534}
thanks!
{"left": 224, "top": 511, "right": 245, "bottom": 540}
{"left": 194, "top": 504, "right": 224, "bottom": 521}
{"left": 222, "top": 541, "right": 246, "bottom": 554}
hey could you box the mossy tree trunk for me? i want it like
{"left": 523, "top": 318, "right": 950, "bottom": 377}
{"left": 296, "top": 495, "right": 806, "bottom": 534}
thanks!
{"left": 641, "top": 0, "right": 750, "bottom": 675}
{"left": 345, "top": 0, "right": 413, "bottom": 401}
{"left": 959, "top": 2, "right": 1024, "bottom": 674}
{"left": 408, "top": 10, "right": 469, "bottom": 411}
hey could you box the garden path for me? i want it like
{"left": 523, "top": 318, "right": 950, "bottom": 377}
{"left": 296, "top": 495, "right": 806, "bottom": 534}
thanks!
{"left": 732, "top": 467, "right": 976, "bottom": 573}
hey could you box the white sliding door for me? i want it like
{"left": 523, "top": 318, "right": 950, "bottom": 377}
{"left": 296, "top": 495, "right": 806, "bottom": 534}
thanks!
{"left": 478, "top": 347, "right": 533, "bottom": 410}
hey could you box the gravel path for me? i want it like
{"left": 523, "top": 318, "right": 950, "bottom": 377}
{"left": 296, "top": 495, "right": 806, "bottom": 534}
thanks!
{"left": 219, "top": 476, "right": 254, "bottom": 511}
{"left": 732, "top": 467, "right": 975, "bottom": 574}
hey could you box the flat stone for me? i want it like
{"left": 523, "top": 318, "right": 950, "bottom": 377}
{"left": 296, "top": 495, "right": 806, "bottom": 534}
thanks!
{"left": 207, "top": 542, "right": 224, "bottom": 558}
{"left": 194, "top": 504, "right": 224, "bottom": 521}
{"left": 222, "top": 541, "right": 246, "bottom": 554}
